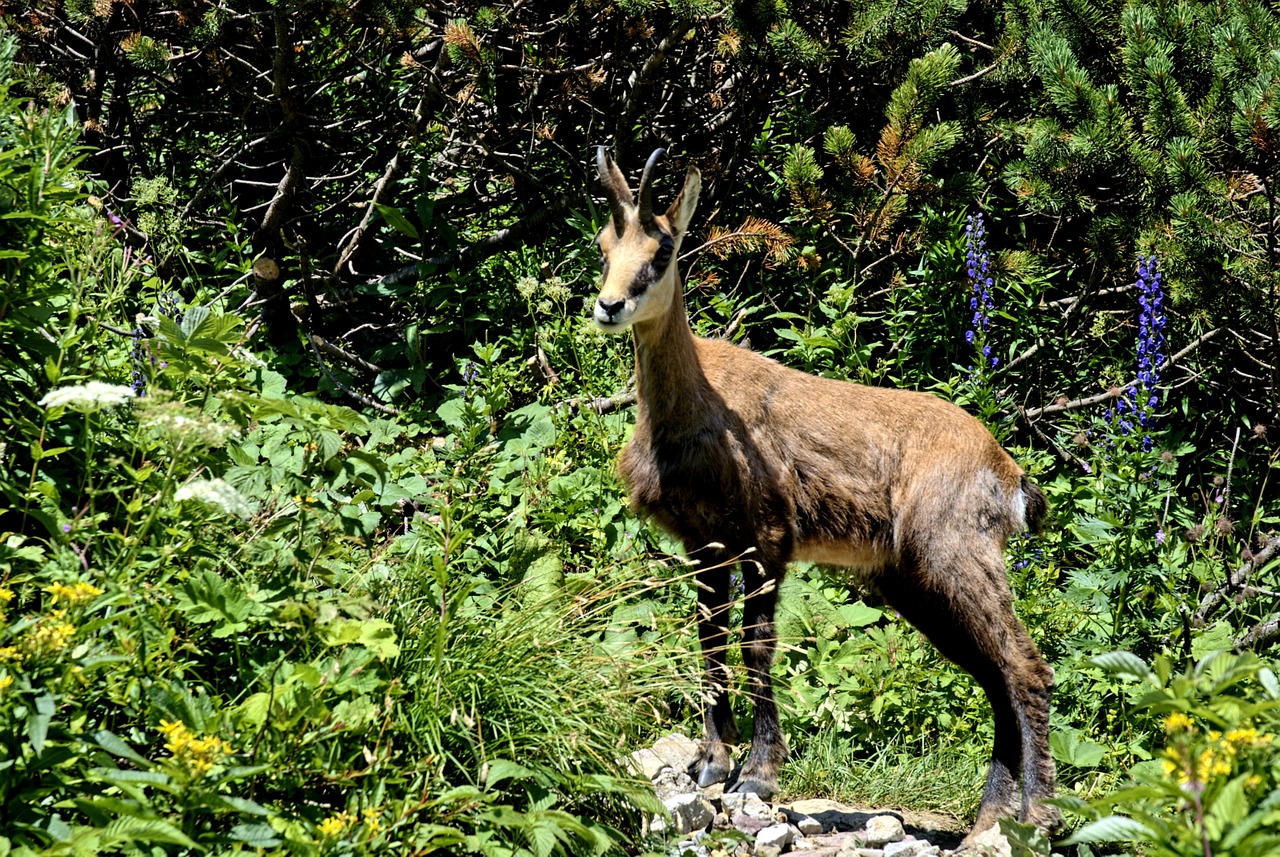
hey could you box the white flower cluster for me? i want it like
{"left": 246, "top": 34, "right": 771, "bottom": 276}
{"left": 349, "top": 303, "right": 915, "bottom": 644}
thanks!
{"left": 38, "top": 382, "right": 136, "bottom": 413}
{"left": 174, "top": 478, "right": 254, "bottom": 519}
{"left": 149, "top": 411, "right": 240, "bottom": 448}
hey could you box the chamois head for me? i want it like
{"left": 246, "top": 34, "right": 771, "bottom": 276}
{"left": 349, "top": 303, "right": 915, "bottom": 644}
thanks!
{"left": 593, "top": 147, "right": 701, "bottom": 331}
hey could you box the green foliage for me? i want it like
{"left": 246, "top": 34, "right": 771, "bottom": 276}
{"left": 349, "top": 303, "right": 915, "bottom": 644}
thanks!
{"left": 1065, "top": 650, "right": 1280, "bottom": 856}
{"left": 5, "top": 0, "right": 1280, "bottom": 849}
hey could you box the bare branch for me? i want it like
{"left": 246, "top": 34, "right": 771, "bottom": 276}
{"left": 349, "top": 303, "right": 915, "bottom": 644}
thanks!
{"left": 1194, "top": 534, "right": 1280, "bottom": 628}
{"left": 1024, "top": 328, "right": 1223, "bottom": 418}
{"left": 368, "top": 195, "right": 570, "bottom": 288}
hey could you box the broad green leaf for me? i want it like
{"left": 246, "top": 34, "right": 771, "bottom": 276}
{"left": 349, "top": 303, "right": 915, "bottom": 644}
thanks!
{"left": 1063, "top": 815, "right": 1155, "bottom": 845}
{"left": 376, "top": 203, "right": 420, "bottom": 239}
{"left": 1089, "top": 651, "right": 1156, "bottom": 684}
{"left": 27, "top": 692, "right": 54, "bottom": 754}
{"left": 94, "top": 730, "right": 151, "bottom": 767}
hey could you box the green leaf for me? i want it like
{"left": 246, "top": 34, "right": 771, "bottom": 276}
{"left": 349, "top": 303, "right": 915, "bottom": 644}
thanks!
{"left": 27, "top": 692, "right": 54, "bottom": 754}
{"left": 837, "top": 601, "right": 882, "bottom": 628}
{"left": 1063, "top": 815, "right": 1156, "bottom": 845}
{"left": 228, "top": 823, "right": 281, "bottom": 847}
{"left": 376, "top": 203, "right": 420, "bottom": 239}
{"left": 485, "top": 758, "right": 535, "bottom": 789}
{"left": 94, "top": 730, "right": 151, "bottom": 767}
{"left": 1050, "top": 728, "right": 1107, "bottom": 769}
{"left": 1090, "top": 651, "right": 1156, "bottom": 684}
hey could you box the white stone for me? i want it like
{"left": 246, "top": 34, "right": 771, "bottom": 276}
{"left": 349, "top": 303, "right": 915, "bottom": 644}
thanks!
{"left": 862, "top": 816, "right": 905, "bottom": 848}
{"left": 965, "top": 824, "right": 1012, "bottom": 857}
{"left": 756, "top": 822, "right": 794, "bottom": 853}
{"left": 796, "top": 816, "right": 823, "bottom": 835}
{"left": 628, "top": 747, "right": 666, "bottom": 780}
{"left": 837, "top": 840, "right": 881, "bottom": 857}
{"left": 650, "top": 733, "right": 702, "bottom": 772}
{"left": 882, "top": 841, "right": 938, "bottom": 857}
{"left": 663, "top": 792, "right": 716, "bottom": 835}
{"left": 653, "top": 766, "right": 699, "bottom": 800}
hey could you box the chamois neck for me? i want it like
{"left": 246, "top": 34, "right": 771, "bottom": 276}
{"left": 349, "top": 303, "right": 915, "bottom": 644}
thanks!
{"left": 630, "top": 280, "right": 709, "bottom": 433}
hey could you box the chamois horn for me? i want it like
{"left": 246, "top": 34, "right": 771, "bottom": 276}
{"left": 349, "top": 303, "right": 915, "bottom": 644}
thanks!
{"left": 596, "top": 146, "right": 631, "bottom": 236}
{"left": 636, "top": 147, "right": 666, "bottom": 226}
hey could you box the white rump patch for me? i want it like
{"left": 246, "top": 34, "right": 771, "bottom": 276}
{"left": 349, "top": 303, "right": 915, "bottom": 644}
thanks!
{"left": 1011, "top": 482, "right": 1028, "bottom": 530}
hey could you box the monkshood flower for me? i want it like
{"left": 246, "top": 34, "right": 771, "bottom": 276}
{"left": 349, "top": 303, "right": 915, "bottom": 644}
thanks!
{"left": 965, "top": 212, "right": 998, "bottom": 369}
{"left": 174, "top": 478, "right": 254, "bottom": 519}
{"left": 38, "top": 382, "right": 136, "bottom": 414}
{"left": 1105, "top": 256, "right": 1166, "bottom": 450}
{"left": 131, "top": 292, "right": 184, "bottom": 396}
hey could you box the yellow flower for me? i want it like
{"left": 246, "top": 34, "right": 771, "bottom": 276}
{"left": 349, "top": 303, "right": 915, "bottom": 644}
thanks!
{"left": 0, "top": 675, "right": 13, "bottom": 692}
{"left": 158, "top": 720, "right": 233, "bottom": 778}
{"left": 319, "top": 812, "right": 356, "bottom": 837}
{"left": 26, "top": 611, "right": 76, "bottom": 656}
{"left": 0, "top": 587, "right": 14, "bottom": 603}
{"left": 0, "top": 646, "right": 22, "bottom": 663}
{"left": 362, "top": 808, "right": 381, "bottom": 833}
{"left": 1163, "top": 711, "right": 1194, "bottom": 733}
{"left": 46, "top": 581, "right": 104, "bottom": 605}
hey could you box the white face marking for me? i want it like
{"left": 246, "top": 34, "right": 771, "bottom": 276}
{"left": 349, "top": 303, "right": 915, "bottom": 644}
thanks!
{"left": 594, "top": 221, "right": 676, "bottom": 332}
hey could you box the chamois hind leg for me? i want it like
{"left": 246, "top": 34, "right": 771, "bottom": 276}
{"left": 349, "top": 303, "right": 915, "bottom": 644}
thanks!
{"left": 726, "top": 555, "right": 787, "bottom": 799}
{"left": 880, "top": 548, "right": 1057, "bottom": 840}
{"left": 691, "top": 547, "right": 740, "bottom": 788}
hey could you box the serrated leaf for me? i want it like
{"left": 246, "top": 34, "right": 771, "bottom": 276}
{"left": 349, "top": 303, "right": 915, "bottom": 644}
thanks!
{"left": 485, "top": 758, "right": 535, "bottom": 789}
{"left": 1089, "top": 651, "right": 1156, "bottom": 683}
{"left": 228, "top": 822, "right": 281, "bottom": 847}
{"left": 104, "top": 817, "right": 197, "bottom": 848}
{"left": 1050, "top": 729, "right": 1107, "bottom": 768}
{"left": 1063, "top": 815, "right": 1155, "bottom": 845}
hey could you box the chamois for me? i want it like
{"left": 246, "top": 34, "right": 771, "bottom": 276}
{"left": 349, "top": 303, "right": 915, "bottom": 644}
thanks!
{"left": 591, "top": 147, "right": 1058, "bottom": 841}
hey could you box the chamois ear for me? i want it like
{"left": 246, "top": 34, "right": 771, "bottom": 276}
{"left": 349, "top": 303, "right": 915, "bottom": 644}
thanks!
{"left": 666, "top": 167, "right": 701, "bottom": 235}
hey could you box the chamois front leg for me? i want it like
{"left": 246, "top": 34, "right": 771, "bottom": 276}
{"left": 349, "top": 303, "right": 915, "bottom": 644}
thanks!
{"left": 727, "top": 555, "right": 787, "bottom": 799}
{"left": 692, "top": 550, "right": 739, "bottom": 788}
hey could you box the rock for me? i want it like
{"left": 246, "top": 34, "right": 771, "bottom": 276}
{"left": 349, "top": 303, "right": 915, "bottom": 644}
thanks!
{"left": 783, "top": 800, "right": 872, "bottom": 832}
{"left": 756, "top": 847, "right": 782, "bottom": 857}
{"left": 724, "top": 791, "right": 775, "bottom": 821}
{"left": 882, "top": 842, "right": 938, "bottom": 857}
{"left": 733, "top": 813, "right": 776, "bottom": 836}
{"left": 964, "top": 824, "right": 1011, "bottom": 857}
{"left": 651, "top": 733, "right": 703, "bottom": 772}
{"left": 629, "top": 747, "right": 667, "bottom": 780}
{"left": 836, "top": 841, "right": 882, "bottom": 857}
{"left": 663, "top": 792, "right": 716, "bottom": 836}
{"left": 795, "top": 816, "right": 824, "bottom": 835}
{"left": 756, "top": 823, "right": 794, "bottom": 853}
{"left": 653, "top": 766, "right": 700, "bottom": 801}
{"left": 701, "top": 782, "right": 726, "bottom": 801}
{"left": 862, "top": 816, "right": 905, "bottom": 848}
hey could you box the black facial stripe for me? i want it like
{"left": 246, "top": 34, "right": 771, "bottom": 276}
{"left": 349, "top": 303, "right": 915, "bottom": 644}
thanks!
{"left": 628, "top": 267, "right": 654, "bottom": 298}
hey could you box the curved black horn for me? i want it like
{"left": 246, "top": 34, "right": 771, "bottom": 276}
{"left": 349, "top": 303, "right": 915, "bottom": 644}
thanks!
{"left": 597, "top": 146, "right": 631, "bottom": 235}
{"left": 636, "top": 148, "right": 666, "bottom": 225}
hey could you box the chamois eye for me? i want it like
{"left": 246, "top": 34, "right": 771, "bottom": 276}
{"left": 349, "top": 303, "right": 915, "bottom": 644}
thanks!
{"left": 654, "top": 245, "right": 673, "bottom": 267}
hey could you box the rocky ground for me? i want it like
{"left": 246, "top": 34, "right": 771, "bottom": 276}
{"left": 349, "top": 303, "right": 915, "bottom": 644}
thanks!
{"left": 630, "top": 734, "right": 1037, "bottom": 857}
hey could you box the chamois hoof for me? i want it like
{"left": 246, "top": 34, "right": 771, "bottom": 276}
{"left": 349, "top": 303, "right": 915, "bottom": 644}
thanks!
{"left": 695, "top": 760, "right": 731, "bottom": 788}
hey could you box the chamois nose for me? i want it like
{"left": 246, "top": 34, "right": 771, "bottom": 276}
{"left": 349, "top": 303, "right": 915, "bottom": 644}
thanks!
{"left": 596, "top": 297, "right": 625, "bottom": 321}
